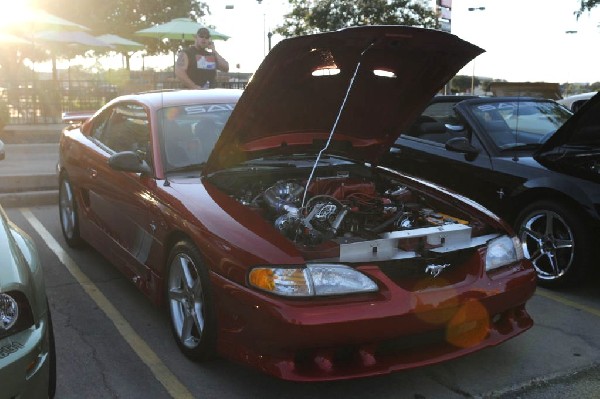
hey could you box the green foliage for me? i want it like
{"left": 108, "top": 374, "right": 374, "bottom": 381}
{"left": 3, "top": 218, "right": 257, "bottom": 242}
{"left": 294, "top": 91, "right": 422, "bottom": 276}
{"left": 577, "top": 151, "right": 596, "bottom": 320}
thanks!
{"left": 275, "top": 0, "right": 439, "bottom": 38}
{"left": 577, "top": 0, "right": 600, "bottom": 17}
{"left": 450, "top": 75, "right": 480, "bottom": 94}
{"left": 590, "top": 82, "right": 600, "bottom": 91}
{"left": 31, "top": 0, "right": 210, "bottom": 55}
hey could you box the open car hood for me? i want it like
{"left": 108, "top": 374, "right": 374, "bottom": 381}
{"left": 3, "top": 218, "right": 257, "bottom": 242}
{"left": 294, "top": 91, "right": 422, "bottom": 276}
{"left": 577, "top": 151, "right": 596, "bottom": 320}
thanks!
{"left": 538, "top": 91, "right": 600, "bottom": 153}
{"left": 206, "top": 25, "right": 483, "bottom": 174}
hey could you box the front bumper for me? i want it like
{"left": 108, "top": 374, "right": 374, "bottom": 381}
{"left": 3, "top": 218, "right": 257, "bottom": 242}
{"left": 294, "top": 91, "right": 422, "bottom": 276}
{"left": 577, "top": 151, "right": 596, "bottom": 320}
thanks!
{"left": 213, "top": 260, "right": 536, "bottom": 381}
{"left": 0, "top": 315, "right": 52, "bottom": 398}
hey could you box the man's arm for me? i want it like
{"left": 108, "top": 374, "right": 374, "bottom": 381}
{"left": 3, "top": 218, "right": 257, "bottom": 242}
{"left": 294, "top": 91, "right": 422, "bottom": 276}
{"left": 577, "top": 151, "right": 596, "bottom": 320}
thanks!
{"left": 208, "top": 42, "right": 229, "bottom": 72}
{"left": 174, "top": 51, "right": 202, "bottom": 89}
{"left": 214, "top": 52, "right": 229, "bottom": 72}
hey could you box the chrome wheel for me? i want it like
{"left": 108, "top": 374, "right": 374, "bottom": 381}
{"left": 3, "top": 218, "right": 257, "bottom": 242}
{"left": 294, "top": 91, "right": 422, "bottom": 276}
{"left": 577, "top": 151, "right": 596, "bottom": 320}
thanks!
{"left": 58, "top": 174, "right": 82, "bottom": 247}
{"left": 519, "top": 208, "right": 575, "bottom": 282}
{"left": 168, "top": 252, "right": 205, "bottom": 349}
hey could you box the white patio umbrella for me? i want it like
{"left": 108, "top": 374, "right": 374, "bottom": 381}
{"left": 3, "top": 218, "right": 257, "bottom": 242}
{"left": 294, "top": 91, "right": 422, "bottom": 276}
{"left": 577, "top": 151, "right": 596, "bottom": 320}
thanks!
{"left": 0, "top": 32, "right": 30, "bottom": 45}
{"left": 96, "top": 34, "right": 145, "bottom": 52}
{"left": 0, "top": 8, "right": 90, "bottom": 33}
{"left": 33, "top": 31, "right": 113, "bottom": 80}
{"left": 135, "top": 18, "right": 230, "bottom": 42}
{"left": 96, "top": 34, "right": 145, "bottom": 70}
{"left": 34, "top": 31, "right": 113, "bottom": 49}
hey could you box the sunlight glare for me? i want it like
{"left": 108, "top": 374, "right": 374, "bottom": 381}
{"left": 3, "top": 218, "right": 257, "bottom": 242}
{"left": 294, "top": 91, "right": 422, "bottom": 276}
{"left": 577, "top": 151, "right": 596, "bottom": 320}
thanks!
{"left": 0, "top": 1, "right": 34, "bottom": 29}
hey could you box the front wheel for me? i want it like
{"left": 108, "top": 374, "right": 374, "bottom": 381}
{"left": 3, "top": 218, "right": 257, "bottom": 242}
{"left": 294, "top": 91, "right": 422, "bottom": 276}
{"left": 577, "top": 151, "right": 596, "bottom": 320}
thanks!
{"left": 516, "top": 200, "right": 590, "bottom": 288}
{"left": 58, "top": 173, "right": 83, "bottom": 247}
{"left": 166, "top": 240, "right": 217, "bottom": 361}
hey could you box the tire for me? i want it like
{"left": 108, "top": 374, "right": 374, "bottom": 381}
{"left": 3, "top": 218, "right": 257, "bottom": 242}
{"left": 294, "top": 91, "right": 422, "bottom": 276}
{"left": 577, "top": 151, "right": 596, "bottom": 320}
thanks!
{"left": 58, "top": 173, "right": 83, "bottom": 248}
{"left": 166, "top": 240, "right": 217, "bottom": 361}
{"left": 47, "top": 303, "right": 57, "bottom": 398}
{"left": 515, "top": 200, "right": 590, "bottom": 288}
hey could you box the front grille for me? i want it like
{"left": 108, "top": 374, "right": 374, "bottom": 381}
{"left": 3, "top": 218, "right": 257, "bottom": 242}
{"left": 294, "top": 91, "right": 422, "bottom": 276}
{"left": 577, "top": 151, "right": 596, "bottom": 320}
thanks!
{"left": 377, "top": 248, "right": 479, "bottom": 290}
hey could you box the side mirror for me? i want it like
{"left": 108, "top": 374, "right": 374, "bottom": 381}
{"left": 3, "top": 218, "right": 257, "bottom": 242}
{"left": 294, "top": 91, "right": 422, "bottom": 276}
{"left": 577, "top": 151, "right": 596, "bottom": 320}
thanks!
{"left": 445, "top": 137, "right": 480, "bottom": 160}
{"left": 108, "top": 151, "right": 151, "bottom": 174}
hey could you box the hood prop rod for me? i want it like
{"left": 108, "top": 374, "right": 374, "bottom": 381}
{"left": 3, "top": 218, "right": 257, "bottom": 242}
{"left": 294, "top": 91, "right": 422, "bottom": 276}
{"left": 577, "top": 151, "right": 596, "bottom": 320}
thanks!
{"left": 301, "top": 40, "right": 376, "bottom": 209}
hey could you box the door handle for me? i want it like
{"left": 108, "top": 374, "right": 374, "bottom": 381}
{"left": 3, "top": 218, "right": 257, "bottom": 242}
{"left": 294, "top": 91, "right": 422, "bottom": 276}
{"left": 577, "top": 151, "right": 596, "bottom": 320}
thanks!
{"left": 88, "top": 168, "right": 98, "bottom": 178}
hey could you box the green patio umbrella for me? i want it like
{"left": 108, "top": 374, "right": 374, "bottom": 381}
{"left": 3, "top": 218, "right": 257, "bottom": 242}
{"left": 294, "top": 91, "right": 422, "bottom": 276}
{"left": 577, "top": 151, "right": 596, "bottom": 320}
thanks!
{"left": 135, "top": 18, "right": 230, "bottom": 42}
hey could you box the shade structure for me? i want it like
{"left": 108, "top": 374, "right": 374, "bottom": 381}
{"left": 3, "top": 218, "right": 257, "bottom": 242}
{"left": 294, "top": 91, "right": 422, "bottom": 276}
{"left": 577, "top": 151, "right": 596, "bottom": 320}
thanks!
{"left": 0, "top": 32, "right": 29, "bottom": 45}
{"left": 135, "top": 18, "right": 230, "bottom": 42}
{"left": 96, "top": 34, "right": 145, "bottom": 52}
{"left": 34, "top": 31, "right": 114, "bottom": 49}
{"left": 0, "top": 8, "right": 90, "bottom": 33}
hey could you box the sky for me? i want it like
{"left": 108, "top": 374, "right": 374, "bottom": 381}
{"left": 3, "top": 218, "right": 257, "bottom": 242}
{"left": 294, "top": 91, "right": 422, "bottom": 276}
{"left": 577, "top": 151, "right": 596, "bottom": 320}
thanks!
{"left": 153, "top": 0, "right": 600, "bottom": 84}
{"left": 28, "top": 0, "right": 600, "bottom": 84}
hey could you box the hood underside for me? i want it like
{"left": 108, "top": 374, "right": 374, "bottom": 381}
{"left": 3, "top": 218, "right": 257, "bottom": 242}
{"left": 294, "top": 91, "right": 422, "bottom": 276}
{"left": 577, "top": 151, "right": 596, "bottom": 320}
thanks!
{"left": 540, "top": 91, "right": 600, "bottom": 152}
{"left": 206, "top": 25, "right": 483, "bottom": 174}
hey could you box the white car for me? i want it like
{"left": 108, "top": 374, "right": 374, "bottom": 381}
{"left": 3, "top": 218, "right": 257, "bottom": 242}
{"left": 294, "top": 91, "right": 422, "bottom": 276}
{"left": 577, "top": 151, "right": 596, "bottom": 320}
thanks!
{"left": 558, "top": 91, "right": 597, "bottom": 112}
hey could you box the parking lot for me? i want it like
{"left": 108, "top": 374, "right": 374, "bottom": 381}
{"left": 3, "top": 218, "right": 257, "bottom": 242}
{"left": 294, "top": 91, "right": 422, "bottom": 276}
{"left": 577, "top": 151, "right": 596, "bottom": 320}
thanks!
{"left": 6, "top": 204, "right": 600, "bottom": 398}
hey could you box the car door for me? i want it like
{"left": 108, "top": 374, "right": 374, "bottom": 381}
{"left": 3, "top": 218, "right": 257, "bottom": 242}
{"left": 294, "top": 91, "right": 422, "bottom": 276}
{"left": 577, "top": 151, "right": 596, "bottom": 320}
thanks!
{"left": 387, "top": 110, "right": 502, "bottom": 205}
{"left": 84, "top": 102, "right": 161, "bottom": 283}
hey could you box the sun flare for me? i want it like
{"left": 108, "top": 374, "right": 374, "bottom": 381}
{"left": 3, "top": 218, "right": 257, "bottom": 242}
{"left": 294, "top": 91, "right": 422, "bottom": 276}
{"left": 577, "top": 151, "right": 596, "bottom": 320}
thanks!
{"left": 0, "top": 1, "right": 35, "bottom": 30}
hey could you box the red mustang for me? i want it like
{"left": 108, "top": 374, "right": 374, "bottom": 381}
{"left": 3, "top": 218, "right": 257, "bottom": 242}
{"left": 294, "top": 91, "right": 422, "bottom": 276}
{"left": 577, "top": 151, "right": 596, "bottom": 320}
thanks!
{"left": 58, "top": 26, "right": 536, "bottom": 381}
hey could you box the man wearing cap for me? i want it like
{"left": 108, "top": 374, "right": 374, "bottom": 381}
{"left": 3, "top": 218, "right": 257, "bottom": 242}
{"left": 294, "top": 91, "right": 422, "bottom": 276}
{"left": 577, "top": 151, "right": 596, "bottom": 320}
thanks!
{"left": 175, "top": 27, "right": 230, "bottom": 89}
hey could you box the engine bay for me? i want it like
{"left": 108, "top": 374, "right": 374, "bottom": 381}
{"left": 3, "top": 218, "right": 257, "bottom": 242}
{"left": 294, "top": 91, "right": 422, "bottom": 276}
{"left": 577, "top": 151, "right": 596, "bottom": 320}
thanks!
{"left": 211, "top": 167, "right": 495, "bottom": 262}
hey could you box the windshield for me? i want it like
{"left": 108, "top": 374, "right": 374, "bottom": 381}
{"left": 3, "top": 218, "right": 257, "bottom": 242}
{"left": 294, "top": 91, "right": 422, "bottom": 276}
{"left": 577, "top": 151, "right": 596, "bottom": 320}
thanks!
{"left": 158, "top": 103, "right": 235, "bottom": 173}
{"left": 468, "top": 101, "right": 572, "bottom": 150}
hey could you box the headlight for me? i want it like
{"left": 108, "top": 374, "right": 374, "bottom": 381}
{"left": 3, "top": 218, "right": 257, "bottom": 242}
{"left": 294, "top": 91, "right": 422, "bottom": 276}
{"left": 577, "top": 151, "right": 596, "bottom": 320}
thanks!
{"left": 249, "top": 264, "right": 378, "bottom": 297}
{"left": 0, "top": 291, "right": 34, "bottom": 339}
{"left": 0, "top": 293, "right": 19, "bottom": 331}
{"left": 485, "top": 235, "right": 524, "bottom": 271}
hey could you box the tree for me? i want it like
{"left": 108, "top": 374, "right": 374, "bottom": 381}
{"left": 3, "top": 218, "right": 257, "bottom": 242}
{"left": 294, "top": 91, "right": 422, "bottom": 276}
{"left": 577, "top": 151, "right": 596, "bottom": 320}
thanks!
{"left": 31, "top": 0, "right": 211, "bottom": 55}
{"left": 450, "top": 75, "right": 479, "bottom": 94}
{"left": 577, "top": 0, "right": 600, "bottom": 17}
{"left": 275, "top": 0, "right": 439, "bottom": 38}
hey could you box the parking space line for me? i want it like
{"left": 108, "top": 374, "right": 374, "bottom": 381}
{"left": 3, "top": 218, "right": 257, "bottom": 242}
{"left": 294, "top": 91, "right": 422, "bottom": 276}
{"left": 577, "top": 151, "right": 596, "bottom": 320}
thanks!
{"left": 536, "top": 288, "right": 600, "bottom": 318}
{"left": 22, "top": 209, "right": 194, "bottom": 399}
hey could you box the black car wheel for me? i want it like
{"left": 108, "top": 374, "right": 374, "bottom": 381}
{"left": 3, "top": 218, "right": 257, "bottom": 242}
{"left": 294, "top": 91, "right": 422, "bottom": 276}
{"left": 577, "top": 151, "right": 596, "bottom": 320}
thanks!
{"left": 516, "top": 200, "right": 589, "bottom": 287}
{"left": 58, "top": 173, "right": 84, "bottom": 248}
{"left": 166, "top": 240, "right": 217, "bottom": 361}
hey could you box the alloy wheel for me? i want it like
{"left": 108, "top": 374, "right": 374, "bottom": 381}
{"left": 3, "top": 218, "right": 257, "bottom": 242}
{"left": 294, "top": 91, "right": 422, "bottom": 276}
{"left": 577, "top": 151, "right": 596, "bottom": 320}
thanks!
{"left": 167, "top": 253, "right": 205, "bottom": 349}
{"left": 519, "top": 209, "right": 575, "bottom": 281}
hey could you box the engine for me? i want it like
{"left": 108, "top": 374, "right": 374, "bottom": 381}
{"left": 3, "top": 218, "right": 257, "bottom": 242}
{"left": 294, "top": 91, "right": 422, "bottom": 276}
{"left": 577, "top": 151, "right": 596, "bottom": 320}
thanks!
{"left": 237, "top": 176, "right": 469, "bottom": 248}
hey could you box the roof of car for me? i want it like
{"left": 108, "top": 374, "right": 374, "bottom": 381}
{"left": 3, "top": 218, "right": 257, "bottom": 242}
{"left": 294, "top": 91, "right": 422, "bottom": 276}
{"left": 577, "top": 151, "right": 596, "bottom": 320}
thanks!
{"left": 111, "top": 88, "right": 244, "bottom": 109}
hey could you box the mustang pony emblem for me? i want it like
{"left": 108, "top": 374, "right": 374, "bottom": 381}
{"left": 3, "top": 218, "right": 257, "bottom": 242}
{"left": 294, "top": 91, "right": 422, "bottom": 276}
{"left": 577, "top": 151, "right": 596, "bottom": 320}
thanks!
{"left": 425, "top": 263, "right": 451, "bottom": 278}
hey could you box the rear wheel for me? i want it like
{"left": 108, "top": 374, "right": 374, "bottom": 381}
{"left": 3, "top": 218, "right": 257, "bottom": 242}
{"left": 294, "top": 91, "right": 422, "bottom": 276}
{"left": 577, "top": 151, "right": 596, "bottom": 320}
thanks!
{"left": 58, "top": 173, "right": 83, "bottom": 247}
{"left": 166, "top": 240, "right": 217, "bottom": 361}
{"left": 516, "top": 200, "right": 590, "bottom": 288}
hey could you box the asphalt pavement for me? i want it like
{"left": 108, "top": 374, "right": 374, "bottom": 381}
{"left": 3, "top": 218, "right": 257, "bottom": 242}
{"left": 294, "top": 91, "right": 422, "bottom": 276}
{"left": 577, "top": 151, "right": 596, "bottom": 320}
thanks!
{"left": 0, "top": 124, "right": 64, "bottom": 208}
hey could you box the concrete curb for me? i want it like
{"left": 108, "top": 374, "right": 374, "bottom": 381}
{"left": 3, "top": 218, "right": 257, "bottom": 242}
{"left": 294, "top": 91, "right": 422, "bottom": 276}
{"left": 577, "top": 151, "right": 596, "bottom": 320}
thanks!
{"left": 0, "top": 173, "right": 58, "bottom": 193}
{"left": 1, "top": 125, "right": 62, "bottom": 207}
{"left": 0, "top": 190, "right": 58, "bottom": 208}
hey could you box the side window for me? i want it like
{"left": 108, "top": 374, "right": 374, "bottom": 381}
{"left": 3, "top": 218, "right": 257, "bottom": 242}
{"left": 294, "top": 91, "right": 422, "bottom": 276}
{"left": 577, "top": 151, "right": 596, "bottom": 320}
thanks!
{"left": 403, "top": 109, "right": 468, "bottom": 145}
{"left": 96, "top": 104, "right": 150, "bottom": 159}
{"left": 90, "top": 111, "right": 111, "bottom": 142}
